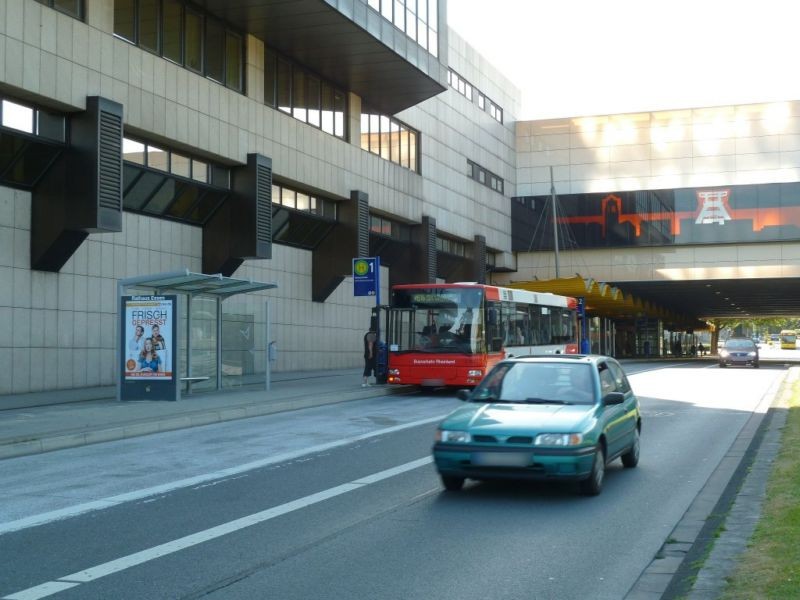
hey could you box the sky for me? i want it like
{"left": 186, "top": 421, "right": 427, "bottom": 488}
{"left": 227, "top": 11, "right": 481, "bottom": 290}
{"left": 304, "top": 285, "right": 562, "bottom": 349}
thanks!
{"left": 447, "top": 0, "right": 800, "bottom": 121}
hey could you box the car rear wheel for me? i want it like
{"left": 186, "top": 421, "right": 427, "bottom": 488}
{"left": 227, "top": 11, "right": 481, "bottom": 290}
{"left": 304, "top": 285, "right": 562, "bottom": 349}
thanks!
{"left": 719, "top": 363, "right": 727, "bottom": 368}
{"left": 621, "top": 427, "right": 640, "bottom": 468}
{"left": 580, "top": 445, "right": 605, "bottom": 496}
{"left": 441, "top": 476, "right": 464, "bottom": 491}
{"left": 753, "top": 363, "right": 760, "bottom": 368}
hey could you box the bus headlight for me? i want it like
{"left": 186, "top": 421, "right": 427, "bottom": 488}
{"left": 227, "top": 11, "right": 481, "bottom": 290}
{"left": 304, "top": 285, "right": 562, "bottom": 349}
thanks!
{"left": 389, "top": 368, "right": 400, "bottom": 376}
{"left": 467, "top": 369, "right": 482, "bottom": 378}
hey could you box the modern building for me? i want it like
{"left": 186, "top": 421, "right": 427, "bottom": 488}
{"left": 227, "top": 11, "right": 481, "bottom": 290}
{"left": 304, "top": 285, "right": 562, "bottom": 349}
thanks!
{"left": 500, "top": 101, "right": 800, "bottom": 355}
{"left": 0, "top": 0, "right": 518, "bottom": 403}
{"left": 2, "top": 0, "right": 800, "bottom": 406}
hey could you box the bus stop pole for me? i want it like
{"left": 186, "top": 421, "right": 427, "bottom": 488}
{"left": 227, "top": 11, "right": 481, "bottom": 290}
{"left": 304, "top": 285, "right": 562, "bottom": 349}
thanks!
{"left": 186, "top": 294, "right": 192, "bottom": 390}
{"left": 216, "top": 297, "right": 222, "bottom": 391}
{"left": 265, "top": 300, "right": 271, "bottom": 392}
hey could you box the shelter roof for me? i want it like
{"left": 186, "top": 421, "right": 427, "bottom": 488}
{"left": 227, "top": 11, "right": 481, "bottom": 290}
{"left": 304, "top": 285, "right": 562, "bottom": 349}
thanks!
{"left": 119, "top": 270, "right": 278, "bottom": 299}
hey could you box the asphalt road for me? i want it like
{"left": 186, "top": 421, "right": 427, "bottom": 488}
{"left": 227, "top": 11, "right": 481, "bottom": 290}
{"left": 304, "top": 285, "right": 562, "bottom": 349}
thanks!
{"left": 0, "top": 362, "right": 787, "bottom": 600}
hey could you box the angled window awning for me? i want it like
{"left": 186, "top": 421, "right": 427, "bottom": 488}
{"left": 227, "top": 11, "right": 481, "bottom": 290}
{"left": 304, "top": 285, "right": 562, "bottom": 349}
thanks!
{"left": 0, "top": 127, "right": 65, "bottom": 189}
{"left": 123, "top": 163, "right": 231, "bottom": 225}
{"left": 119, "top": 269, "right": 277, "bottom": 299}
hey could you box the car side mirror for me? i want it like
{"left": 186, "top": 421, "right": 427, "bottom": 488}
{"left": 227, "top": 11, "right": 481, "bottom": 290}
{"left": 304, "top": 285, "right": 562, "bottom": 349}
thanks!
{"left": 602, "top": 391, "right": 625, "bottom": 406}
{"left": 456, "top": 389, "right": 471, "bottom": 402}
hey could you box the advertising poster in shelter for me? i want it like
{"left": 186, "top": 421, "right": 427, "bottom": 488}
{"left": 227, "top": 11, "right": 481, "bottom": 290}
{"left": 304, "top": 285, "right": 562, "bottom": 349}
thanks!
{"left": 123, "top": 296, "right": 174, "bottom": 380}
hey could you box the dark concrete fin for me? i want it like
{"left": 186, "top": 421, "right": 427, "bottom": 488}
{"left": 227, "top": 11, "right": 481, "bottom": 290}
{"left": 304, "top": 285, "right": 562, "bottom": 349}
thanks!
{"left": 31, "top": 96, "right": 123, "bottom": 272}
{"left": 312, "top": 190, "right": 367, "bottom": 302}
{"left": 203, "top": 153, "right": 272, "bottom": 275}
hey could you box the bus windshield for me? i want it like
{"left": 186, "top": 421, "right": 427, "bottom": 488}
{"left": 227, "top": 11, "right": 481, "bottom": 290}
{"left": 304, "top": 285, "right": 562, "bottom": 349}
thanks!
{"left": 388, "top": 287, "right": 484, "bottom": 354}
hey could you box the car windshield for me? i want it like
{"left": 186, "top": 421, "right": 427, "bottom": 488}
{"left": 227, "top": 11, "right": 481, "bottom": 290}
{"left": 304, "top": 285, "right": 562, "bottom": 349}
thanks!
{"left": 725, "top": 339, "right": 756, "bottom": 350}
{"left": 471, "top": 362, "right": 596, "bottom": 405}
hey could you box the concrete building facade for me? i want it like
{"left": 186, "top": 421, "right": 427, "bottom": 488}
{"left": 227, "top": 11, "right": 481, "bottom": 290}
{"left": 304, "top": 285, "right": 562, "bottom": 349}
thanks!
{"left": 0, "top": 0, "right": 519, "bottom": 401}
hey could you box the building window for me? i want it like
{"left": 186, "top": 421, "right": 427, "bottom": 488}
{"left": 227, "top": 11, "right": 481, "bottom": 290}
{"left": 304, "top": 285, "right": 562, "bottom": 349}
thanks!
{"left": 436, "top": 236, "right": 470, "bottom": 258}
{"left": 370, "top": 214, "right": 411, "bottom": 241}
{"left": 360, "top": 110, "right": 419, "bottom": 172}
{"left": 467, "top": 159, "right": 504, "bottom": 195}
{"left": 35, "top": 0, "right": 83, "bottom": 19}
{"left": 161, "top": 0, "right": 182, "bottom": 63}
{"left": 448, "top": 68, "right": 505, "bottom": 124}
{"left": 366, "top": 0, "right": 439, "bottom": 57}
{"left": 123, "top": 137, "right": 228, "bottom": 187}
{"left": 265, "top": 49, "right": 347, "bottom": 139}
{"left": 1, "top": 98, "right": 66, "bottom": 142}
{"left": 113, "top": 0, "right": 244, "bottom": 93}
{"left": 272, "top": 182, "right": 337, "bottom": 219}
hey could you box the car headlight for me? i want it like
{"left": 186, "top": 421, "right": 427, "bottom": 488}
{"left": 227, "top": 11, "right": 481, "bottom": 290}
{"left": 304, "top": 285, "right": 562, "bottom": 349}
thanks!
{"left": 719, "top": 350, "right": 729, "bottom": 357}
{"left": 534, "top": 433, "right": 584, "bottom": 446}
{"left": 435, "top": 430, "right": 471, "bottom": 443}
{"left": 748, "top": 352, "right": 757, "bottom": 357}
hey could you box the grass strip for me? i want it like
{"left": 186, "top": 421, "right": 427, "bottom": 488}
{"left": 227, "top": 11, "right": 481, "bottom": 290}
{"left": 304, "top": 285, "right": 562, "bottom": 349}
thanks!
{"left": 720, "top": 376, "right": 800, "bottom": 599}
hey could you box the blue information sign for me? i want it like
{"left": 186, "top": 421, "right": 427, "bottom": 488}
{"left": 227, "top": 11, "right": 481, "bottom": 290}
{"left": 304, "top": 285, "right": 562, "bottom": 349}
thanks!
{"left": 353, "top": 257, "right": 379, "bottom": 298}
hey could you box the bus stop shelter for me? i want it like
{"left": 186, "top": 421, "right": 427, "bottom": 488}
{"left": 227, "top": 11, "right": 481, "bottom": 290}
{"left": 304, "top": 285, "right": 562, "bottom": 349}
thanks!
{"left": 118, "top": 269, "right": 278, "bottom": 400}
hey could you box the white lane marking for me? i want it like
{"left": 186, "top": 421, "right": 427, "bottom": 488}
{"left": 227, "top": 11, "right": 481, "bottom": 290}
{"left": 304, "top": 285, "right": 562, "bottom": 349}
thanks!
{"left": 2, "top": 457, "right": 433, "bottom": 600}
{"left": 3, "top": 582, "right": 80, "bottom": 600}
{"left": 0, "top": 415, "right": 445, "bottom": 536}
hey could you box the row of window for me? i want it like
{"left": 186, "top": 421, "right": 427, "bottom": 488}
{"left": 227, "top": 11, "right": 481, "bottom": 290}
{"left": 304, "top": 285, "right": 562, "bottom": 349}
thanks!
{"left": 513, "top": 182, "right": 800, "bottom": 250}
{"left": 34, "top": 0, "right": 82, "bottom": 19}
{"left": 468, "top": 160, "right": 504, "bottom": 194}
{"left": 436, "top": 236, "right": 470, "bottom": 258}
{"left": 264, "top": 50, "right": 347, "bottom": 139}
{"left": 489, "top": 303, "right": 576, "bottom": 347}
{"left": 114, "top": 0, "right": 244, "bottom": 93}
{"left": 122, "top": 137, "right": 230, "bottom": 188}
{"left": 272, "top": 183, "right": 338, "bottom": 220}
{"left": 448, "top": 69, "right": 504, "bottom": 124}
{"left": 0, "top": 99, "right": 66, "bottom": 143}
{"left": 367, "top": 0, "right": 439, "bottom": 57}
{"left": 359, "top": 112, "right": 419, "bottom": 172}
{"left": 370, "top": 214, "right": 412, "bottom": 241}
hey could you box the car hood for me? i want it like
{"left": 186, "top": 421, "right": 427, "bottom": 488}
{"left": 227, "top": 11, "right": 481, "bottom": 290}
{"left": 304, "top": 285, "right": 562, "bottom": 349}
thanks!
{"left": 440, "top": 402, "right": 596, "bottom": 435}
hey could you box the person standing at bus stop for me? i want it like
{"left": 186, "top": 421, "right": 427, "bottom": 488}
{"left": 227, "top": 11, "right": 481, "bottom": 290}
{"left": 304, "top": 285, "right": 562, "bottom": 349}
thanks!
{"left": 363, "top": 329, "right": 378, "bottom": 387}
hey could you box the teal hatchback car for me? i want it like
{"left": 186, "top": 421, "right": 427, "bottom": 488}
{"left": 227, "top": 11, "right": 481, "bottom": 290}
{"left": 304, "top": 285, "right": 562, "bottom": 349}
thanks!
{"left": 433, "top": 355, "right": 641, "bottom": 495}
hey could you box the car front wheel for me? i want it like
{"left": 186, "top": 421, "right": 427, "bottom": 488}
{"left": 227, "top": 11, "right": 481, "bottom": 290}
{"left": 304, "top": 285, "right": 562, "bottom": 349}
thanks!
{"left": 580, "top": 445, "right": 605, "bottom": 496}
{"left": 621, "top": 427, "right": 640, "bottom": 468}
{"left": 441, "top": 476, "right": 464, "bottom": 491}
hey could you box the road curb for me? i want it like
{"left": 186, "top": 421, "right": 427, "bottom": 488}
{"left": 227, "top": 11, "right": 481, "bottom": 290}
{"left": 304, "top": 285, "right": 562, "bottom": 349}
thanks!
{"left": 0, "top": 385, "right": 416, "bottom": 461}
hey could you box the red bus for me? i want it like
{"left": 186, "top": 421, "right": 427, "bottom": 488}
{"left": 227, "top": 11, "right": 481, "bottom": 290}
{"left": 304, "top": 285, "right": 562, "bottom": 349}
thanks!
{"left": 386, "top": 283, "right": 579, "bottom": 387}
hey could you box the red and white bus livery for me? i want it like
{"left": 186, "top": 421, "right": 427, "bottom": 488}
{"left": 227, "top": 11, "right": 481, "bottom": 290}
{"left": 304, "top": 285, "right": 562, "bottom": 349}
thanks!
{"left": 386, "top": 283, "right": 579, "bottom": 387}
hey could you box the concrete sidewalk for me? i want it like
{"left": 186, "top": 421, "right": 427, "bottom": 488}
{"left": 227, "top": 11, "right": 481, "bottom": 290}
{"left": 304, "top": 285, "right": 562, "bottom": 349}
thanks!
{"left": 0, "top": 369, "right": 416, "bottom": 460}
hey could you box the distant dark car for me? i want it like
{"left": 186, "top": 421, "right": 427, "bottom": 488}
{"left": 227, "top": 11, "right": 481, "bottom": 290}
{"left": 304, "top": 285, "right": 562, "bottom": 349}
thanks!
{"left": 719, "top": 338, "right": 759, "bottom": 368}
